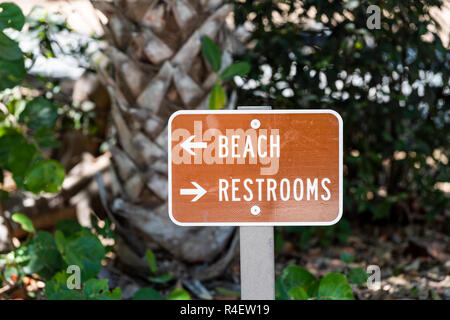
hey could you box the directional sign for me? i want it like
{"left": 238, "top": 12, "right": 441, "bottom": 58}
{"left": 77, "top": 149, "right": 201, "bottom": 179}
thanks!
{"left": 168, "top": 110, "right": 342, "bottom": 226}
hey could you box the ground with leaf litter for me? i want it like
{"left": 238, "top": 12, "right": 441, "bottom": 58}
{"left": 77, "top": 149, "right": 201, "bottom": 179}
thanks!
{"left": 201, "top": 220, "right": 449, "bottom": 300}
{"left": 1, "top": 218, "right": 449, "bottom": 300}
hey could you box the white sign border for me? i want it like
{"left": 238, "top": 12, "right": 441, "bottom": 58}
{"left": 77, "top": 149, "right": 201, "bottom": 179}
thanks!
{"left": 167, "top": 109, "right": 343, "bottom": 227}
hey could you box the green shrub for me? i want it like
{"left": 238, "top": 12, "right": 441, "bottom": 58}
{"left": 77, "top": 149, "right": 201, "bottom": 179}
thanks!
{"left": 201, "top": 35, "right": 250, "bottom": 109}
{"left": 276, "top": 265, "right": 354, "bottom": 300}
{"left": 0, "top": 2, "right": 66, "bottom": 195}
{"left": 0, "top": 214, "right": 121, "bottom": 300}
{"left": 235, "top": 0, "right": 449, "bottom": 221}
{"left": 131, "top": 248, "right": 190, "bottom": 300}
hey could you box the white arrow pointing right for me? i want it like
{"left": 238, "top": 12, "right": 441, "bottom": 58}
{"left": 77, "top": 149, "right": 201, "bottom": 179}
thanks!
{"left": 180, "top": 182, "right": 207, "bottom": 202}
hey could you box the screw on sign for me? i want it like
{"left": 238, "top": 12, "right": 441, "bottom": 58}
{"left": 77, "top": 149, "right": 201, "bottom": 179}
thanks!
{"left": 168, "top": 109, "right": 343, "bottom": 226}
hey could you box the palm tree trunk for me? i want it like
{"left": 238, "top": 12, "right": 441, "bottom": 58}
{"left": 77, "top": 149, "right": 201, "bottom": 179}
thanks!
{"left": 92, "top": 0, "right": 238, "bottom": 272}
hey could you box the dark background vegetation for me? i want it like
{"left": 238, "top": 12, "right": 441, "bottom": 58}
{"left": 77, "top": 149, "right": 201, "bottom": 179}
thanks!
{"left": 0, "top": 0, "right": 448, "bottom": 300}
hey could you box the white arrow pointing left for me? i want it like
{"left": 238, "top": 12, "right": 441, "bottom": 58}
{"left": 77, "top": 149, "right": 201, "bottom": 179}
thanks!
{"left": 181, "top": 135, "right": 207, "bottom": 155}
{"left": 180, "top": 182, "right": 207, "bottom": 202}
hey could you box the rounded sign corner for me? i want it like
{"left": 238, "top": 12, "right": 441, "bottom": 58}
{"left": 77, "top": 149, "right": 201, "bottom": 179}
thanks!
{"left": 323, "top": 208, "right": 343, "bottom": 226}
{"left": 168, "top": 110, "right": 184, "bottom": 128}
{"left": 167, "top": 207, "right": 186, "bottom": 227}
{"left": 324, "top": 109, "right": 344, "bottom": 126}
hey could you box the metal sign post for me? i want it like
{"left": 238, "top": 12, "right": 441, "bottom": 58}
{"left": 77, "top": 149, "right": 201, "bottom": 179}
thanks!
{"left": 238, "top": 106, "right": 274, "bottom": 300}
{"left": 239, "top": 226, "right": 275, "bottom": 299}
{"left": 167, "top": 106, "right": 343, "bottom": 300}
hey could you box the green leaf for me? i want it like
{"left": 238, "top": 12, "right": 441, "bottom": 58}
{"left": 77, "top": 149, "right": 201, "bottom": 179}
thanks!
{"left": 47, "top": 288, "right": 84, "bottom": 300}
{"left": 45, "top": 265, "right": 121, "bottom": 301}
{"left": 102, "top": 287, "right": 122, "bottom": 300}
{"left": 0, "top": 31, "right": 21, "bottom": 60}
{"left": 208, "top": 83, "right": 226, "bottom": 110}
{"left": 82, "top": 278, "right": 122, "bottom": 300}
{"left": 7, "top": 97, "right": 26, "bottom": 117}
{"left": 23, "top": 231, "right": 65, "bottom": 280}
{"left": 276, "top": 265, "right": 316, "bottom": 300}
{"left": 0, "top": 130, "right": 26, "bottom": 167}
{"left": 280, "top": 265, "right": 316, "bottom": 289}
{"left": 24, "top": 160, "right": 65, "bottom": 194}
{"left": 52, "top": 269, "right": 69, "bottom": 284}
{"left": 275, "top": 277, "right": 288, "bottom": 300}
{"left": 348, "top": 267, "right": 369, "bottom": 286}
{"left": 220, "top": 62, "right": 251, "bottom": 82}
{"left": 19, "top": 97, "right": 59, "bottom": 130}
{"left": 0, "top": 57, "right": 25, "bottom": 90}
{"left": 46, "top": 283, "right": 82, "bottom": 300}
{"left": 83, "top": 278, "right": 109, "bottom": 297}
{"left": 274, "top": 231, "right": 284, "bottom": 254}
{"left": 288, "top": 286, "right": 308, "bottom": 300}
{"left": 55, "top": 230, "right": 105, "bottom": 281}
{"left": 340, "top": 251, "right": 355, "bottom": 264}
{"left": 306, "top": 279, "right": 320, "bottom": 297}
{"left": 132, "top": 287, "right": 163, "bottom": 300}
{"left": 45, "top": 273, "right": 84, "bottom": 300}
{"left": 318, "top": 273, "right": 354, "bottom": 300}
{"left": 8, "top": 142, "right": 37, "bottom": 188}
{"left": 148, "top": 273, "right": 172, "bottom": 284}
{"left": 34, "top": 127, "right": 60, "bottom": 148}
{"left": 167, "top": 289, "right": 190, "bottom": 300}
{"left": 11, "top": 213, "right": 35, "bottom": 233}
{"left": 201, "top": 36, "right": 221, "bottom": 72}
{"left": 55, "top": 219, "right": 83, "bottom": 237}
{"left": 145, "top": 248, "right": 158, "bottom": 274}
{"left": 4, "top": 265, "right": 18, "bottom": 283}
{"left": 0, "top": 3, "right": 25, "bottom": 31}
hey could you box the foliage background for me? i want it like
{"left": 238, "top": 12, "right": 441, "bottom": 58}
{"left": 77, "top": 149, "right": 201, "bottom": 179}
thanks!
{"left": 0, "top": 0, "right": 448, "bottom": 300}
{"left": 235, "top": 0, "right": 449, "bottom": 224}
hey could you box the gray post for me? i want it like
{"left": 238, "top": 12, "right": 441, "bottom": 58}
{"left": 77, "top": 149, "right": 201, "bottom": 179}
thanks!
{"left": 237, "top": 106, "right": 275, "bottom": 300}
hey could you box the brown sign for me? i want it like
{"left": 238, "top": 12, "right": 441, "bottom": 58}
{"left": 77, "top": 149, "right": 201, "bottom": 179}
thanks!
{"left": 168, "top": 110, "right": 342, "bottom": 226}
